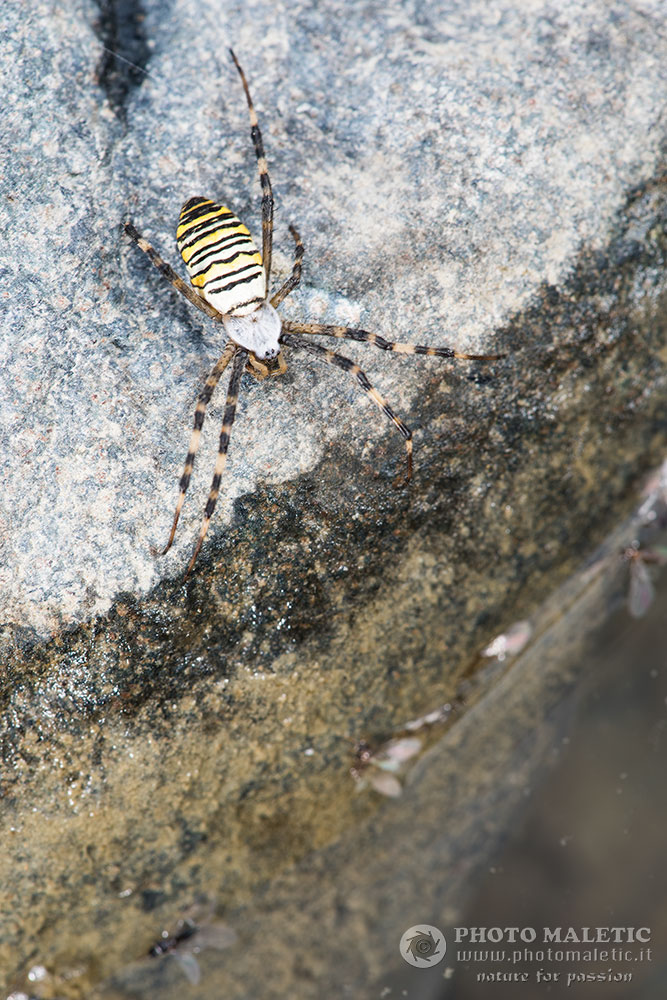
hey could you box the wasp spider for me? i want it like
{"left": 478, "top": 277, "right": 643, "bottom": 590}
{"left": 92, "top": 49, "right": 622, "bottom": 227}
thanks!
{"left": 125, "top": 50, "right": 503, "bottom": 578}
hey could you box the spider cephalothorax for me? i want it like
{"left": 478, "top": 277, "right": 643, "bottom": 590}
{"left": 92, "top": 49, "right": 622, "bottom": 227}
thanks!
{"left": 125, "top": 50, "right": 503, "bottom": 577}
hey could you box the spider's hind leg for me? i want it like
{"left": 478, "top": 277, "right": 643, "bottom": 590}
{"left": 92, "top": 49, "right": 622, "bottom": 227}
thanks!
{"left": 229, "top": 49, "right": 274, "bottom": 285}
{"left": 271, "top": 225, "right": 304, "bottom": 308}
{"left": 124, "top": 222, "right": 221, "bottom": 321}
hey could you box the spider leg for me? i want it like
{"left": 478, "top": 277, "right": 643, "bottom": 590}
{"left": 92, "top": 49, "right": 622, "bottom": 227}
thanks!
{"left": 280, "top": 332, "right": 413, "bottom": 480}
{"left": 270, "top": 225, "right": 304, "bottom": 308}
{"left": 161, "top": 341, "right": 237, "bottom": 556}
{"left": 229, "top": 49, "right": 274, "bottom": 286}
{"left": 125, "top": 222, "right": 222, "bottom": 322}
{"left": 184, "top": 347, "right": 248, "bottom": 578}
{"left": 281, "top": 321, "right": 504, "bottom": 361}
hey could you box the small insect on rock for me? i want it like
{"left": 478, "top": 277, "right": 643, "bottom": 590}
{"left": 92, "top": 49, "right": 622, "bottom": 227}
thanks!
{"left": 147, "top": 898, "right": 237, "bottom": 985}
{"left": 125, "top": 50, "right": 504, "bottom": 577}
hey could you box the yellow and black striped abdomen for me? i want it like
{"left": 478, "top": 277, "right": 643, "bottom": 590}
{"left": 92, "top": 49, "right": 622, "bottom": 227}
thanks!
{"left": 176, "top": 197, "right": 266, "bottom": 317}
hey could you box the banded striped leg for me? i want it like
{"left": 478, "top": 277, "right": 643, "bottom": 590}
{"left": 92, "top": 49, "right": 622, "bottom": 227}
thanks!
{"left": 229, "top": 49, "right": 274, "bottom": 285}
{"left": 124, "top": 222, "right": 222, "bottom": 322}
{"left": 281, "top": 321, "right": 504, "bottom": 361}
{"left": 270, "top": 225, "right": 304, "bottom": 308}
{"left": 185, "top": 347, "right": 248, "bottom": 578}
{"left": 162, "top": 341, "right": 237, "bottom": 556}
{"left": 281, "top": 332, "right": 413, "bottom": 480}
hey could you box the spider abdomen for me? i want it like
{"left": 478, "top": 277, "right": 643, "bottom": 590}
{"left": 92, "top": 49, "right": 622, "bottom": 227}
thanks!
{"left": 176, "top": 197, "right": 266, "bottom": 316}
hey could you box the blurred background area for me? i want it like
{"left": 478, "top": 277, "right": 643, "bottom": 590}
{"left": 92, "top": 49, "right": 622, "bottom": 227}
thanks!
{"left": 446, "top": 555, "right": 667, "bottom": 998}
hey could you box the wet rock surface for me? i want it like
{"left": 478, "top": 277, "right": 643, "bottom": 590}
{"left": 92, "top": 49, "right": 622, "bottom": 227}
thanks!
{"left": 2, "top": 0, "right": 667, "bottom": 995}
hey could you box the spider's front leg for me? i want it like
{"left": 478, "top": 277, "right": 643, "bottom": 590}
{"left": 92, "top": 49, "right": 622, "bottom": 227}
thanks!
{"left": 281, "top": 319, "right": 505, "bottom": 361}
{"left": 184, "top": 347, "right": 248, "bottom": 579}
{"left": 280, "top": 332, "right": 414, "bottom": 481}
{"left": 160, "top": 342, "right": 237, "bottom": 557}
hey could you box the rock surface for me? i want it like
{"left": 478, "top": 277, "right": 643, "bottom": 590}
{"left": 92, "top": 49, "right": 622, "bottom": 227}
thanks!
{"left": 1, "top": 0, "right": 667, "bottom": 995}
{"left": 2, "top": 0, "right": 666, "bottom": 635}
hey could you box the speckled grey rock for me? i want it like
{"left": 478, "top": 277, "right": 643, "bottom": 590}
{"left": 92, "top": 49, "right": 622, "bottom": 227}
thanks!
{"left": 2, "top": 0, "right": 667, "bottom": 996}
{"left": 1, "top": 0, "right": 666, "bottom": 634}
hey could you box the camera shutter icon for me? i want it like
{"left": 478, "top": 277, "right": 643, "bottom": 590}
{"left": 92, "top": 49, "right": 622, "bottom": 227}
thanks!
{"left": 399, "top": 925, "right": 447, "bottom": 968}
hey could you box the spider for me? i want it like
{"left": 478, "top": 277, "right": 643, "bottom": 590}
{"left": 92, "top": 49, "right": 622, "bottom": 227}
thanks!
{"left": 125, "top": 50, "right": 503, "bottom": 578}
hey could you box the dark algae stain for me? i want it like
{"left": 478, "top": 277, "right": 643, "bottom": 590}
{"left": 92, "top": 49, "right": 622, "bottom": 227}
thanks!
{"left": 92, "top": 0, "right": 152, "bottom": 119}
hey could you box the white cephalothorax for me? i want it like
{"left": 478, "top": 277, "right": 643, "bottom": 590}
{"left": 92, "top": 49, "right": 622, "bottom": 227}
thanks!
{"left": 222, "top": 301, "right": 281, "bottom": 360}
